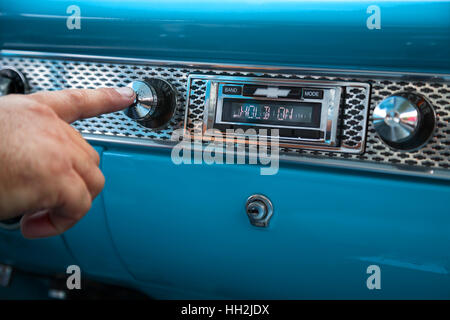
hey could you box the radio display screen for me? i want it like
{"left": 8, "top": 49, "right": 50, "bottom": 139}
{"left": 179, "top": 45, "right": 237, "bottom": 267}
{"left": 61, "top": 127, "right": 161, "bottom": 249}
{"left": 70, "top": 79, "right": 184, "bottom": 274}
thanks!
{"left": 221, "top": 98, "right": 321, "bottom": 128}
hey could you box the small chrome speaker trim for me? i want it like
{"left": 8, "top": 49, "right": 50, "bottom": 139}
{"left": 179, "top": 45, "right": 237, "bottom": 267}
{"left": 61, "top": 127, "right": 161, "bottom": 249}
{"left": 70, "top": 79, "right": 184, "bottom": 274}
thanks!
{"left": 245, "top": 194, "right": 273, "bottom": 228}
{"left": 0, "top": 217, "right": 21, "bottom": 231}
{"left": 0, "top": 66, "right": 28, "bottom": 95}
{"left": 0, "top": 264, "right": 13, "bottom": 287}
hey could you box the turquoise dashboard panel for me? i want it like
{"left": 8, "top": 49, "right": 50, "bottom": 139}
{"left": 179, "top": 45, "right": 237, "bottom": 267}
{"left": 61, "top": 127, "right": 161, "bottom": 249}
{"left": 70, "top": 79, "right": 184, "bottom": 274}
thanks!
{"left": 60, "top": 147, "right": 133, "bottom": 284}
{"left": 0, "top": 0, "right": 449, "bottom": 73}
{"left": 101, "top": 148, "right": 450, "bottom": 299}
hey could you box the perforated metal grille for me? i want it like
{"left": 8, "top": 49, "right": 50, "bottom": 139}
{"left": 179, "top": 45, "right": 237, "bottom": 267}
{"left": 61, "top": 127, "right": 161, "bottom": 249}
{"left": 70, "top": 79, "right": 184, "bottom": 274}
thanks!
{"left": 341, "top": 86, "right": 367, "bottom": 149}
{"left": 1, "top": 56, "right": 449, "bottom": 170}
{"left": 186, "top": 78, "right": 208, "bottom": 133}
{"left": 365, "top": 80, "right": 450, "bottom": 169}
{"left": 0, "top": 57, "right": 190, "bottom": 140}
{"left": 281, "top": 80, "right": 450, "bottom": 169}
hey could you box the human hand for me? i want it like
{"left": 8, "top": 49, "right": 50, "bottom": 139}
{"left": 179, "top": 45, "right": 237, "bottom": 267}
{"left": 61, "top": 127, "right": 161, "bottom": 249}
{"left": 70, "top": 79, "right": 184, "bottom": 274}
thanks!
{"left": 0, "top": 87, "right": 135, "bottom": 238}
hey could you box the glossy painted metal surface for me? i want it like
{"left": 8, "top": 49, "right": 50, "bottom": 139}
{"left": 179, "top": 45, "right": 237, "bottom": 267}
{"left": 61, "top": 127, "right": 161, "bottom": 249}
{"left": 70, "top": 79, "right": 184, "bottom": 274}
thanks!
{"left": 100, "top": 148, "right": 450, "bottom": 299}
{"left": 0, "top": 0, "right": 449, "bottom": 73}
{"left": 60, "top": 147, "right": 133, "bottom": 283}
{"left": 0, "top": 229, "right": 76, "bottom": 276}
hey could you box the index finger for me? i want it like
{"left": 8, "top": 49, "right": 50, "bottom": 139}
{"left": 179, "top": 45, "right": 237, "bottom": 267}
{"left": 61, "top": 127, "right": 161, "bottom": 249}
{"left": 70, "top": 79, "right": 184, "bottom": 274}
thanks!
{"left": 27, "top": 87, "right": 135, "bottom": 123}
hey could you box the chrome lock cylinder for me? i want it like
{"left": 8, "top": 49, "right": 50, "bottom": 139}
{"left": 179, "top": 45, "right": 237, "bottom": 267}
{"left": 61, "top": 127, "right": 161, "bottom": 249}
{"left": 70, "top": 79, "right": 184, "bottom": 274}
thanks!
{"left": 0, "top": 67, "right": 28, "bottom": 96}
{"left": 245, "top": 194, "right": 274, "bottom": 227}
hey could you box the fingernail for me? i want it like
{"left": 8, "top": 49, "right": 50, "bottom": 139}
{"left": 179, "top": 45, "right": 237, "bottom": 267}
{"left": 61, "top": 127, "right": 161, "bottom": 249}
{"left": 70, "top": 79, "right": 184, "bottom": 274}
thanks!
{"left": 114, "top": 87, "right": 135, "bottom": 99}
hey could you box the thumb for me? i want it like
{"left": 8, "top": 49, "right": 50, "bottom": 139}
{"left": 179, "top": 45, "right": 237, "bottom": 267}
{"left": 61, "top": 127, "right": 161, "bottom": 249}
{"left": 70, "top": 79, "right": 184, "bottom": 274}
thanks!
{"left": 26, "top": 87, "right": 135, "bottom": 123}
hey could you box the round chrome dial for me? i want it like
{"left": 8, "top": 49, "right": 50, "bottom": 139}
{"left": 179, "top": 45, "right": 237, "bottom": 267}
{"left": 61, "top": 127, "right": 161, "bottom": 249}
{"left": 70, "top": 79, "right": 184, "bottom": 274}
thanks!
{"left": 0, "top": 67, "right": 28, "bottom": 96}
{"left": 123, "top": 79, "right": 177, "bottom": 129}
{"left": 373, "top": 92, "right": 436, "bottom": 151}
{"left": 245, "top": 194, "right": 273, "bottom": 228}
{"left": 124, "top": 81, "right": 158, "bottom": 120}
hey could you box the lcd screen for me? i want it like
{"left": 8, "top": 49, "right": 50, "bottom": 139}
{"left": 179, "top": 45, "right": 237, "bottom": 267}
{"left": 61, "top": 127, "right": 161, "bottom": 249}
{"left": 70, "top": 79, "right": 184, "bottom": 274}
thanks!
{"left": 221, "top": 98, "right": 321, "bottom": 128}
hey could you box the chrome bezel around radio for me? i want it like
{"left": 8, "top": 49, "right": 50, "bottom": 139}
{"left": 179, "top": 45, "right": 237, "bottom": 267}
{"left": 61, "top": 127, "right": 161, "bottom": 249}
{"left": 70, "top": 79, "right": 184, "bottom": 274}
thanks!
{"left": 186, "top": 75, "right": 370, "bottom": 154}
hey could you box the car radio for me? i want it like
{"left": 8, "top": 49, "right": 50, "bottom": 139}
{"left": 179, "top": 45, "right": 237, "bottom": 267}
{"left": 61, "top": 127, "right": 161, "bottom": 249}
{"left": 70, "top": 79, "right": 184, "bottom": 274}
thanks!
{"left": 185, "top": 75, "right": 371, "bottom": 154}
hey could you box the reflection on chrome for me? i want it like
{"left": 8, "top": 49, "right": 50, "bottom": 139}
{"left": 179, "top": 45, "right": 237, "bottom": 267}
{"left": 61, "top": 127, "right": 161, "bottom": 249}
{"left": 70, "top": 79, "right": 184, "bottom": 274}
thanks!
{"left": 373, "top": 95, "right": 419, "bottom": 142}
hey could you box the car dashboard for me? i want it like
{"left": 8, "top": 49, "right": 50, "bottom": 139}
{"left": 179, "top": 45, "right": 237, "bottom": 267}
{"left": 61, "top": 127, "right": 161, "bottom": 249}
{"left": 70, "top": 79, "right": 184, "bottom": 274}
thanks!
{"left": 0, "top": 0, "right": 449, "bottom": 300}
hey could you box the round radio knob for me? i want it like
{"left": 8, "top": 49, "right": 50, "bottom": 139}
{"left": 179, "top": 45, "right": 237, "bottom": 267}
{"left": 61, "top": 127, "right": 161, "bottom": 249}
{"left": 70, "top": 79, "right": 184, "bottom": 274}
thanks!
{"left": 123, "top": 79, "right": 177, "bottom": 128}
{"left": 373, "top": 92, "right": 436, "bottom": 151}
{"left": 0, "top": 67, "right": 28, "bottom": 96}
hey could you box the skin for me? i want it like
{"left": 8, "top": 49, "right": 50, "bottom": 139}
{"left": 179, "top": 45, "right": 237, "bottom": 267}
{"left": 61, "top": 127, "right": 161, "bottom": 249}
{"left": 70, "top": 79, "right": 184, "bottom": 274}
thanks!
{"left": 0, "top": 87, "right": 135, "bottom": 239}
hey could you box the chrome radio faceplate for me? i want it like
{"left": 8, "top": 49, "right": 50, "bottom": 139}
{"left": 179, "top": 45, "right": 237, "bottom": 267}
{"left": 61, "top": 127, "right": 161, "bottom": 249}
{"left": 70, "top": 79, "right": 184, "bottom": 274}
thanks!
{"left": 185, "top": 75, "right": 370, "bottom": 154}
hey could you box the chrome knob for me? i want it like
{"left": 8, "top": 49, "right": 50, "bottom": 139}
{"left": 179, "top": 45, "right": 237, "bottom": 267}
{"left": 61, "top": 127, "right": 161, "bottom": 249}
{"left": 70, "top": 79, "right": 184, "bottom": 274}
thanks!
{"left": 373, "top": 92, "right": 436, "bottom": 151}
{"left": 123, "top": 78, "right": 177, "bottom": 129}
{"left": 245, "top": 194, "right": 273, "bottom": 227}
{"left": 123, "top": 81, "right": 158, "bottom": 120}
{"left": 0, "top": 67, "right": 28, "bottom": 96}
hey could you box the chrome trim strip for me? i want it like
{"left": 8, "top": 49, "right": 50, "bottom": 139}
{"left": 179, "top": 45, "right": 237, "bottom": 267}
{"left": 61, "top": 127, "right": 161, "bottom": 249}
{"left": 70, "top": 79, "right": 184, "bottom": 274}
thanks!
{"left": 83, "top": 133, "right": 176, "bottom": 150}
{"left": 2, "top": 49, "right": 450, "bottom": 80}
{"left": 83, "top": 134, "right": 450, "bottom": 181}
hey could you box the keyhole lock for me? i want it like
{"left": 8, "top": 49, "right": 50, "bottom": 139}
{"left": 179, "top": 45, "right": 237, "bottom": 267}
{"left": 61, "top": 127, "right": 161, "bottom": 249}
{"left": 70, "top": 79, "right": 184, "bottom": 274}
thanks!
{"left": 245, "top": 194, "right": 273, "bottom": 227}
